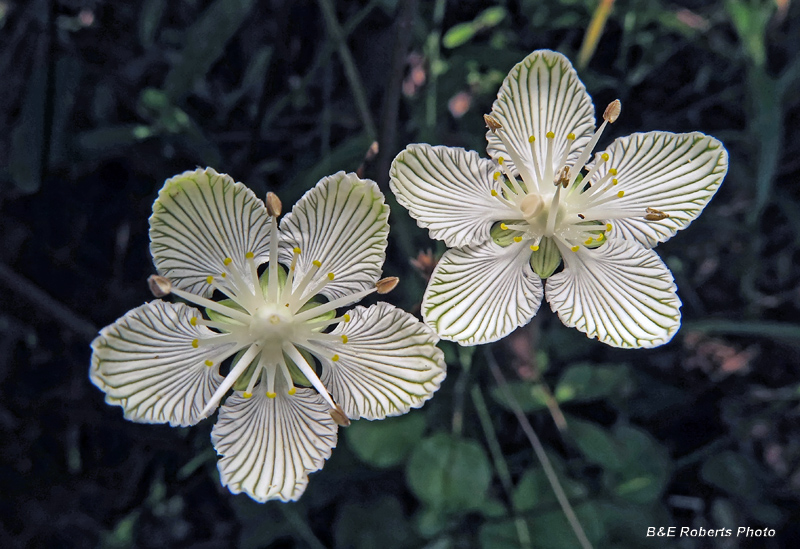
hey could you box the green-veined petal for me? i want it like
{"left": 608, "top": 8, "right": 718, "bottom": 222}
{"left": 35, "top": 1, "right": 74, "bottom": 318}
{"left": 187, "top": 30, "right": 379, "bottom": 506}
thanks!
{"left": 545, "top": 238, "right": 681, "bottom": 349}
{"left": 90, "top": 300, "right": 239, "bottom": 426}
{"left": 390, "top": 144, "right": 515, "bottom": 248}
{"left": 487, "top": 50, "right": 595, "bottom": 190}
{"left": 211, "top": 389, "right": 338, "bottom": 502}
{"left": 316, "top": 302, "right": 446, "bottom": 420}
{"left": 423, "top": 241, "right": 543, "bottom": 345}
{"left": 279, "top": 172, "right": 389, "bottom": 301}
{"left": 587, "top": 132, "right": 728, "bottom": 248}
{"left": 149, "top": 168, "right": 271, "bottom": 296}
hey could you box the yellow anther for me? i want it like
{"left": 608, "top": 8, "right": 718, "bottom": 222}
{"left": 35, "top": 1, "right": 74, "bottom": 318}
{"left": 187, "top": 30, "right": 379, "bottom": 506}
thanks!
{"left": 343, "top": 314, "right": 351, "bottom": 322}
{"left": 223, "top": 257, "right": 232, "bottom": 266}
{"left": 617, "top": 190, "right": 625, "bottom": 198}
{"left": 293, "top": 247, "right": 301, "bottom": 254}
{"left": 571, "top": 245, "right": 580, "bottom": 252}
{"left": 288, "top": 387, "right": 297, "bottom": 396}
{"left": 266, "top": 391, "right": 277, "bottom": 399}
{"left": 601, "top": 153, "right": 609, "bottom": 162}
{"left": 221, "top": 272, "right": 227, "bottom": 278}
{"left": 243, "top": 392, "right": 253, "bottom": 399}
{"left": 609, "top": 168, "right": 618, "bottom": 176}
{"left": 513, "top": 236, "right": 522, "bottom": 243}
{"left": 567, "top": 132, "right": 576, "bottom": 140}
{"left": 312, "top": 260, "right": 322, "bottom": 268}
{"left": 546, "top": 131, "right": 555, "bottom": 139}
{"left": 190, "top": 317, "right": 197, "bottom": 326}
{"left": 596, "top": 233, "right": 605, "bottom": 241}
{"left": 341, "top": 335, "right": 348, "bottom": 344}
{"left": 491, "top": 189, "right": 499, "bottom": 197}
{"left": 327, "top": 272, "right": 335, "bottom": 280}
{"left": 612, "top": 178, "right": 618, "bottom": 185}
{"left": 332, "top": 354, "right": 340, "bottom": 362}
{"left": 498, "top": 157, "right": 505, "bottom": 165}
{"left": 606, "top": 223, "right": 613, "bottom": 231}
{"left": 191, "top": 339, "right": 199, "bottom": 348}
{"left": 245, "top": 251, "right": 254, "bottom": 259}
{"left": 204, "top": 360, "right": 214, "bottom": 367}
{"left": 528, "top": 135, "right": 535, "bottom": 143}
{"left": 585, "top": 238, "right": 593, "bottom": 245}
{"left": 206, "top": 275, "right": 214, "bottom": 284}
{"left": 530, "top": 245, "right": 540, "bottom": 251}
{"left": 493, "top": 172, "right": 501, "bottom": 181}
{"left": 500, "top": 223, "right": 508, "bottom": 230}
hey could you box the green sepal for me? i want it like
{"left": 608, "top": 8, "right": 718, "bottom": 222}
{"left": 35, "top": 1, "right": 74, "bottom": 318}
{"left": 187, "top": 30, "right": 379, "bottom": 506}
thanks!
{"left": 283, "top": 348, "right": 314, "bottom": 387}
{"left": 490, "top": 220, "right": 524, "bottom": 247}
{"left": 205, "top": 299, "right": 247, "bottom": 324}
{"left": 232, "top": 347, "right": 261, "bottom": 391}
{"left": 259, "top": 264, "right": 287, "bottom": 296}
{"left": 530, "top": 237, "right": 562, "bottom": 278}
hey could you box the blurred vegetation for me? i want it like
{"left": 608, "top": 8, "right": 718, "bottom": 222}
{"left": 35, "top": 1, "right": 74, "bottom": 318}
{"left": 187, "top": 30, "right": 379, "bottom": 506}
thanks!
{"left": 1, "top": 0, "right": 800, "bottom": 547}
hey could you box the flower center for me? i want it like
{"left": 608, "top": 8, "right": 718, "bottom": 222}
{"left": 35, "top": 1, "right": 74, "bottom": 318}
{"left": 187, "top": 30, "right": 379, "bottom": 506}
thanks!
{"left": 249, "top": 305, "right": 294, "bottom": 343}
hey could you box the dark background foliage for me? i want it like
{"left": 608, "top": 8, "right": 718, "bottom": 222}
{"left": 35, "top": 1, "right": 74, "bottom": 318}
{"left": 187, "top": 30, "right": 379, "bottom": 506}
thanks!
{"left": 1, "top": 0, "right": 799, "bottom": 547}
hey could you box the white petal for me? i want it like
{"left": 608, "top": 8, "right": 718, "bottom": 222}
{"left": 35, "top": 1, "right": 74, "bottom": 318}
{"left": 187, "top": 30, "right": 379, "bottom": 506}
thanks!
{"left": 317, "top": 302, "right": 446, "bottom": 420}
{"left": 487, "top": 50, "right": 595, "bottom": 184}
{"left": 423, "top": 241, "right": 543, "bottom": 345}
{"left": 90, "top": 300, "right": 238, "bottom": 426}
{"left": 589, "top": 132, "right": 728, "bottom": 248}
{"left": 546, "top": 238, "right": 681, "bottom": 349}
{"left": 279, "top": 172, "right": 389, "bottom": 301}
{"left": 211, "top": 389, "right": 338, "bottom": 502}
{"left": 149, "top": 168, "right": 272, "bottom": 296}
{"left": 390, "top": 144, "right": 514, "bottom": 248}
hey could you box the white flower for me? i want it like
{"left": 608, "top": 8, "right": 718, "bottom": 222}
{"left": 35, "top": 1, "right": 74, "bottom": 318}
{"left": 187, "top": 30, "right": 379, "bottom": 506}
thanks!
{"left": 90, "top": 168, "right": 446, "bottom": 502}
{"left": 390, "top": 50, "right": 728, "bottom": 348}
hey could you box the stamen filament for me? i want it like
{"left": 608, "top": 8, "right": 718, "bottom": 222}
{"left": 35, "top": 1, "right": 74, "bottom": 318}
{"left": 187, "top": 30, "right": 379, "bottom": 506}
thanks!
{"left": 527, "top": 136, "right": 543, "bottom": 188}
{"left": 567, "top": 120, "right": 608, "bottom": 188}
{"left": 243, "top": 352, "right": 265, "bottom": 396}
{"left": 546, "top": 185, "right": 562, "bottom": 235}
{"left": 267, "top": 216, "right": 280, "bottom": 304}
{"left": 170, "top": 287, "right": 252, "bottom": 324}
{"left": 282, "top": 247, "right": 301, "bottom": 303}
{"left": 294, "top": 286, "right": 376, "bottom": 323}
{"left": 285, "top": 260, "right": 321, "bottom": 311}
{"left": 544, "top": 132, "right": 555, "bottom": 185}
{"left": 200, "top": 343, "right": 261, "bottom": 417}
{"left": 293, "top": 272, "right": 335, "bottom": 312}
{"left": 493, "top": 130, "right": 537, "bottom": 191}
{"left": 193, "top": 317, "right": 246, "bottom": 330}
{"left": 283, "top": 343, "right": 335, "bottom": 409}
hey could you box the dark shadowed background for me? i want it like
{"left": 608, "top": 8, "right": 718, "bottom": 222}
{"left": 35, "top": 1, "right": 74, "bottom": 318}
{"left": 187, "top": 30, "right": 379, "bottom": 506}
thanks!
{"left": 1, "top": 0, "right": 800, "bottom": 547}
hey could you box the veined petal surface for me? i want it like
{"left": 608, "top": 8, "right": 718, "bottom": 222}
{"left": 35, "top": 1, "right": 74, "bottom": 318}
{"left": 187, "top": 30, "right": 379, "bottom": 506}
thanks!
{"left": 90, "top": 301, "right": 237, "bottom": 426}
{"left": 423, "top": 241, "right": 543, "bottom": 345}
{"left": 318, "top": 302, "right": 446, "bottom": 420}
{"left": 487, "top": 50, "right": 595, "bottom": 186}
{"left": 591, "top": 132, "right": 728, "bottom": 247}
{"left": 280, "top": 172, "right": 389, "bottom": 301}
{"left": 150, "top": 168, "right": 272, "bottom": 296}
{"left": 546, "top": 238, "right": 681, "bottom": 349}
{"left": 211, "top": 389, "right": 337, "bottom": 502}
{"left": 390, "top": 144, "right": 514, "bottom": 248}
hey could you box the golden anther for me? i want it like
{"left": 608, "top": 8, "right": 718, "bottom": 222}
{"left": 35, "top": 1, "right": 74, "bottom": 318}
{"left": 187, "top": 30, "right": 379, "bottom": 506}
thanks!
{"left": 206, "top": 275, "right": 214, "bottom": 284}
{"left": 243, "top": 392, "right": 253, "bottom": 399}
{"left": 491, "top": 189, "right": 499, "bottom": 197}
{"left": 571, "top": 245, "right": 580, "bottom": 252}
{"left": 341, "top": 335, "right": 348, "bottom": 344}
{"left": 245, "top": 251, "right": 254, "bottom": 259}
{"left": 191, "top": 339, "right": 199, "bottom": 348}
{"left": 223, "top": 257, "right": 232, "bottom": 266}
{"left": 331, "top": 354, "right": 340, "bottom": 362}
{"left": 601, "top": 153, "right": 609, "bottom": 162}
{"left": 546, "top": 131, "right": 555, "bottom": 139}
{"left": 484, "top": 114, "right": 503, "bottom": 133}
{"left": 204, "top": 360, "right": 214, "bottom": 367}
{"left": 612, "top": 178, "right": 619, "bottom": 185}
{"left": 330, "top": 403, "right": 351, "bottom": 427}
{"left": 266, "top": 192, "right": 282, "bottom": 217}
{"left": 343, "top": 314, "right": 351, "bottom": 322}
{"left": 644, "top": 207, "right": 670, "bottom": 221}
{"left": 609, "top": 168, "right": 618, "bottom": 176}
{"left": 567, "top": 132, "right": 576, "bottom": 140}
{"left": 528, "top": 135, "right": 535, "bottom": 143}
{"left": 500, "top": 223, "right": 508, "bottom": 230}
{"left": 147, "top": 275, "right": 172, "bottom": 297}
{"left": 266, "top": 391, "right": 277, "bottom": 399}
{"left": 293, "top": 247, "right": 301, "bottom": 254}
{"left": 190, "top": 317, "right": 198, "bottom": 326}
{"left": 617, "top": 190, "right": 625, "bottom": 198}
{"left": 327, "top": 272, "right": 335, "bottom": 280}
{"left": 530, "top": 245, "right": 540, "bottom": 251}
{"left": 498, "top": 157, "right": 505, "bottom": 165}
{"left": 312, "top": 260, "right": 322, "bottom": 268}
{"left": 493, "top": 172, "right": 501, "bottom": 181}
{"left": 603, "top": 99, "right": 621, "bottom": 123}
{"left": 513, "top": 236, "right": 522, "bottom": 243}
{"left": 585, "top": 238, "right": 593, "bottom": 245}
{"left": 376, "top": 276, "right": 399, "bottom": 294}
{"left": 288, "top": 387, "right": 297, "bottom": 396}
{"left": 606, "top": 223, "right": 613, "bottom": 231}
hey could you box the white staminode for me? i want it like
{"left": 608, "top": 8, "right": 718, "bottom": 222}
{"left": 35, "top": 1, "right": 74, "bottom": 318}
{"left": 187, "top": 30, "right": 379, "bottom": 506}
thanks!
{"left": 91, "top": 168, "right": 446, "bottom": 502}
{"left": 390, "top": 49, "right": 728, "bottom": 349}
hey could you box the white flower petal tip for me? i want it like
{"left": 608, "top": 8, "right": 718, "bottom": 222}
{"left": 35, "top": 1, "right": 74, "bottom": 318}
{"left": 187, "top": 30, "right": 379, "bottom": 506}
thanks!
{"left": 423, "top": 242, "right": 544, "bottom": 346}
{"left": 212, "top": 389, "right": 338, "bottom": 503}
{"left": 546, "top": 239, "right": 682, "bottom": 349}
{"left": 149, "top": 167, "right": 272, "bottom": 297}
{"left": 321, "top": 302, "right": 446, "bottom": 420}
{"left": 389, "top": 144, "right": 513, "bottom": 248}
{"left": 593, "top": 132, "right": 729, "bottom": 248}
{"left": 90, "top": 300, "right": 238, "bottom": 427}
{"left": 486, "top": 49, "right": 595, "bottom": 188}
{"left": 279, "top": 171, "right": 389, "bottom": 301}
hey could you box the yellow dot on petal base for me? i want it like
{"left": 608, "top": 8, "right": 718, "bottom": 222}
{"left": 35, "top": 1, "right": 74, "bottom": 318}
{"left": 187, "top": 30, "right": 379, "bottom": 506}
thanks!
{"left": 585, "top": 238, "right": 593, "bottom": 245}
{"left": 288, "top": 387, "right": 297, "bottom": 396}
{"left": 223, "top": 257, "right": 232, "bottom": 266}
{"left": 606, "top": 223, "right": 613, "bottom": 231}
{"left": 617, "top": 190, "right": 625, "bottom": 198}
{"left": 530, "top": 245, "right": 539, "bottom": 251}
{"left": 206, "top": 275, "right": 214, "bottom": 284}
{"left": 491, "top": 189, "right": 498, "bottom": 196}
{"left": 190, "top": 317, "right": 197, "bottom": 326}
{"left": 243, "top": 392, "right": 253, "bottom": 399}
{"left": 332, "top": 354, "right": 340, "bottom": 362}
{"left": 567, "top": 133, "right": 576, "bottom": 140}
{"left": 571, "top": 246, "right": 580, "bottom": 252}
{"left": 204, "top": 360, "right": 213, "bottom": 367}
{"left": 343, "top": 314, "right": 351, "bottom": 322}
{"left": 513, "top": 236, "right": 522, "bottom": 243}
{"left": 266, "top": 392, "right": 277, "bottom": 399}
{"left": 500, "top": 223, "right": 508, "bottom": 230}
{"left": 493, "top": 172, "right": 500, "bottom": 181}
{"left": 191, "top": 339, "right": 199, "bottom": 348}
{"left": 341, "top": 335, "right": 348, "bottom": 344}
{"left": 245, "top": 252, "right": 254, "bottom": 259}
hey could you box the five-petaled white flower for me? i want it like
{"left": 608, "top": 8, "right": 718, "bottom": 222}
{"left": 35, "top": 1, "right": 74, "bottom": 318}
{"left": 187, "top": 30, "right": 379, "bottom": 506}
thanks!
{"left": 90, "top": 168, "right": 446, "bottom": 502}
{"left": 391, "top": 49, "right": 728, "bottom": 348}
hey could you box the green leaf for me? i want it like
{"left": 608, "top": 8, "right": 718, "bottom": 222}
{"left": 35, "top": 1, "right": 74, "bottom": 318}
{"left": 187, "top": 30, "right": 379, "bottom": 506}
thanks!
{"left": 346, "top": 412, "right": 427, "bottom": 468}
{"left": 490, "top": 381, "right": 549, "bottom": 413}
{"left": 701, "top": 450, "right": 762, "bottom": 500}
{"left": 555, "top": 363, "right": 630, "bottom": 403}
{"left": 406, "top": 433, "right": 492, "bottom": 512}
{"left": 512, "top": 466, "right": 587, "bottom": 513}
{"left": 568, "top": 418, "right": 622, "bottom": 471}
{"left": 475, "top": 6, "right": 507, "bottom": 27}
{"left": 139, "top": 0, "right": 165, "bottom": 48}
{"left": 163, "top": 0, "right": 258, "bottom": 101}
{"left": 443, "top": 22, "right": 476, "bottom": 49}
{"left": 605, "top": 426, "right": 671, "bottom": 504}
{"left": 481, "top": 503, "right": 605, "bottom": 549}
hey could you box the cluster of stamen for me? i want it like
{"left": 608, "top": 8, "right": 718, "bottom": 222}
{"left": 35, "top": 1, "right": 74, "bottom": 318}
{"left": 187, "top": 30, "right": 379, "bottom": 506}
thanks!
{"left": 148, "top": 192, "right": 398, "bottom": 426}
{"left": 483, "top": 99, "right": 668, "bottom": 259}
